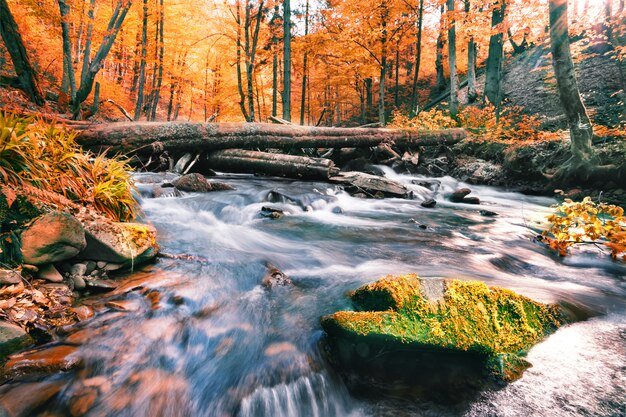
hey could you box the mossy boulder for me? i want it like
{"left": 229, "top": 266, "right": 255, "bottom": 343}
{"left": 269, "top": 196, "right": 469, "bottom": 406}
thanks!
{"left": 78, "top": 220, "right": 159, "bottom": 268}
{"left": 321, "top": 275, "right": 564, "bottom": 400}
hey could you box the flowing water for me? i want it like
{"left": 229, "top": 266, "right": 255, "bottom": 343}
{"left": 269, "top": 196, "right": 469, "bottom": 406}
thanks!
{"left": 4, "top": 170, "right": 626, "bottom": 417}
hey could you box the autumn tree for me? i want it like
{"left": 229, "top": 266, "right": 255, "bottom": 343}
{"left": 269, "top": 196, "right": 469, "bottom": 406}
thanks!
{"left": 283, "top": 0, "right": 292, "bottom": 121}
{"left": 0, "top": 0, "right": 45, "bottom": 104}
{"left": 447, "top": 0, "right": 458, "bottom": 118}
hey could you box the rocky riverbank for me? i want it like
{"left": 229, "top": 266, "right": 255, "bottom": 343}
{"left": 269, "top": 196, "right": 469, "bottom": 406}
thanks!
{"left": 0, "top": 207, "right": 158, "bottom": 359}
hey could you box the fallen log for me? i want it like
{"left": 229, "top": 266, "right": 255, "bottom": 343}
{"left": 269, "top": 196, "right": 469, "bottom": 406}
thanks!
{"left": 74, "top": 122, "right": 467, "bottom": 155}
{"left": 205, "top": 149, "right": 340, "bottom": 180}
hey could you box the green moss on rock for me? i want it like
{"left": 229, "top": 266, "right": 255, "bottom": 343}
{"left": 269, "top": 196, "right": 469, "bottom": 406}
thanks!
{"left": 321, "top": 274, "right": 564, "bottom": 382}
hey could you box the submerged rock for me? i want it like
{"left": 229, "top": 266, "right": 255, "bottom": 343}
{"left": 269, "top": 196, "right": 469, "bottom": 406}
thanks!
{"left": 330, "top": 172, "right": 409, "bottom": 198}
{"left": 321, "top": 274, "right": 564, "bottom": 399}
{"left": 20, "top": 212, "right": 86, "bottom": 266}
{"left": 172, "top": 173, "right": 235, "bottom": 192}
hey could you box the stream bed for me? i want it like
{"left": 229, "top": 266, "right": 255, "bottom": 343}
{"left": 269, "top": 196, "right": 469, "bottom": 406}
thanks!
{"left": 3, "top": 170, "right": 625, "bottom": 417}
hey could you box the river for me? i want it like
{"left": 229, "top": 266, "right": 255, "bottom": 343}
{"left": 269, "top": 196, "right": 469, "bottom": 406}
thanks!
{"left": 4, "top": 170, "right": 625, "bottom": 417}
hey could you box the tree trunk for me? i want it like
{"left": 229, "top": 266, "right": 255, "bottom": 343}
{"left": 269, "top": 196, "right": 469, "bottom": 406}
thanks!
{"left": 394, "top": 39, "right": 400, "bottom": 108}
{"left": 465, "top": 0, "right": 477, "bottom": 103}
{"left": 58, "top": 0, "right": 77, "bottom": 103}
{"left": 365, "top": 77, "right": 373, "bottom": 119}
{"left": 447, "top": 0, "right": 459, "bottom": 118}
{"left": 435, "top": 5, "right": 446, "bottom": 94}
{"left": 134, "top": 0, "right": 149, "bottom": 121}
{"left": 0, "top": 0, "right": 45, "bottom": 105}
{"left": 282, "top": 0, "right": 292, "bottom": 121}
{"left": 547, "top": 0, "right": 624, "bottom": 184}
{"left": 75, "top": 122, "right": 468, "bottom": 155}
{"left": 73, "top": 0, "right": 132, "bottom": 119}
{"left": 409, "top": 0, "right": 424, "bottom": 117}
{"left": 300, "top": 0, "right": 309, "bottom": 125}
{"left": 379, "top": 0, "right": 389, "bottom": 125}
{"left": 205, "top": 149, "right": 338, "bottom": 180}
{"left": 549, "top": 0, "right": 594, "bottom": 164}
{"left": 80, "top": 0, "right": 96, "bottom": 89}
{"left": 484, "top": 0, "right": 506, "bottom": 113}
{"left": 150, "top": 0, "right": 165, "bottom": 121}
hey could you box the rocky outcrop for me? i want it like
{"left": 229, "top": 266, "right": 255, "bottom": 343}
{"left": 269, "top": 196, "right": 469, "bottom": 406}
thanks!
{"left": 321, "top": 274, "right": 564, "bottom": 399}
{"left": 19, "top": 212, "right": 86, "bottom": 266}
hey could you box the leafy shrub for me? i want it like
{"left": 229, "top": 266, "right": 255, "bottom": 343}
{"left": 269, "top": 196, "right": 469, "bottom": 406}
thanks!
{"left": 0, "top": 113, "right": 138, "bottom": 222}
{"left": 542, "top": 197, "right": 626, "bottom": 261}
{"left": 389, "top": 108, "right": 458, "bottom": 130}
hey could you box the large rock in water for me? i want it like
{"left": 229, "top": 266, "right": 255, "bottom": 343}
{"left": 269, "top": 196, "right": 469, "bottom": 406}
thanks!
{"left": 78, "top": 220, "right": 159, "bottom": 267}
{"left": 172, "top": 173, "right": 234, "bottom": 192}
{"left": 321, "top": 275, "right": 564, "bottom": 400}
{"left": 20, "top": 212, "right": 86, "bottom": 265}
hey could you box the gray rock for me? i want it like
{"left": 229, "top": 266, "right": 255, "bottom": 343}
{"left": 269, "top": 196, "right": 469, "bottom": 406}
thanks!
{"left": 70, "top": 263, "right": 88, "bottom": 277}
{"left": 172, "top": 173, "right": 234, "bottom": 192}
{"left": 71, "top": 275, "right": 86, "bottom": 290}
{"left": 20, "top": 212, "right": 86, "bottom": 265}
{"left": 450, "top": 188, "right": 472, "bottom": 202}
{"left": 330, "top": 172, "right": 409, "bottom": 198}
{"left": 0, "top": 270, "right": 22, "bottom": 285}
{"left": 421, "top": 199, "right": 437, "bottom": 208}
{"left": 37, "top": 264, "right": 64, "bottom": 283}
{"left": 0, "top": 321, "right": 32, "bottom": 357}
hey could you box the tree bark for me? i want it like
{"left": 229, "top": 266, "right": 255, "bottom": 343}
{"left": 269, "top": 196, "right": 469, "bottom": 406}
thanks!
{"left": 484, "top": 0, "right": 506, "bottom": 114}
{"left": 465, "top": 0, "right": 477, "bottom": 103}
{"left": 447, "top": 0, "right": 459, "bottom": 118}
{"left": 58, "top": 0, "right": 77, "bottom": 104}
{"left": 549, "top": 0, "right": 594, "bottom": 163}
{"left": 547, "top": 0, "right": 624, "bottom": 184}
{"left": 0, "top": 0, "right": 45, "bottom": 105}
{"left": 150, "top": 0, "right": 165, "bottom": 121}
{"left": 409, "top": 0, "right": 424, "bottom": 117}
{"left": 134, "top": 0, "right": 148, "bottom": 121}
{"left": 435, "top": 5, "right": 446, "bottom": 94}
{"left": 379, "top": 0, "right": 389, "bottom": 125}
{"left": 282, "top": 0, "right": 292, "bottom": 121}
{"left": 205, "top": 149, "right": 338, "bottom": 180}
{"left": 299, "top": 0, "right": 310, "bottom": 125}
{"left": 72, "top": 0, "right": 132, "bottom": 119}
{"left": 75, "top": 122, "right": 468, "bottom": 155}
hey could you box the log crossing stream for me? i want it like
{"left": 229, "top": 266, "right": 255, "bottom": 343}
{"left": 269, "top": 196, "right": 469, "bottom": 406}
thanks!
{"left": 2, "top": 169, "right": 625, "bottom": 417}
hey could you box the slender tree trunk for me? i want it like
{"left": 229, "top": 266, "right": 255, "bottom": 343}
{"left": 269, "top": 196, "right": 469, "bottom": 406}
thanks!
{"left": 74, "top": 0, "right": 86, "bottom": 64}
{"left": 134, "top": 0, "right": 148, "bottom": 121}
{"left": 394, "top": 39, "right": 400, "bottom": 108}
{"left": 130, "top": 28, "right": 141, "bottom": 94}
{"left": 283, "top": 0, "right": 292, "bottom": 121}
{"left": 147, "top": 0, "right": 160, "bottom": 120}
{"left": 73, "top": 0, "right": 132, "bottom": 119}
{"left": 447, "top": 0, "right": 459, "bottom": 118}
{"left": 300, "top": 0, "right": 309, "bottom": 125}
{"left": 151, "top": 0, "right": 164, "bottom": 121}
{"left": 0, "top": 0, "right": 45, "bottom": 105}
{"left": 58, "top": 0, "right": 77, "bottom": 103}
{"left": 484, "top": 0, "right": 506, "bottom": 115}
{"left": 80, "top": 0, "right": 96, "bottom": 88}
{"left": 365, "top": 77, "right": 373, "bottom": 120}
{"left": 379, "top": 0, "right": 389, "bottom": 125}
{"left": 235, "top": 0, "right": 250, "bottom": 121}
{"left": 465, "top": 0, "right": 477, "bottom": 103}
{"left": 410, "top": 0, "right": 424, "bottom": 116}
{"left": 435, "top": 5, "right": 446, "bottom": 93}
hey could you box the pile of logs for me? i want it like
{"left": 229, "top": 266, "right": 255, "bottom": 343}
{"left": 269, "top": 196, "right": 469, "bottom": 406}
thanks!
{"left": 75, "top": 121, "right": 467, "bottom": 182}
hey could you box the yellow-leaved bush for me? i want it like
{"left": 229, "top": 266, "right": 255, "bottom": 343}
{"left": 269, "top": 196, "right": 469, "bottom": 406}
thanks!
{"left": 0, "top": 113, "right": 139, "bottom": 222}
{"left": 542, "top": 197, "right": 626, "bottom": 261}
